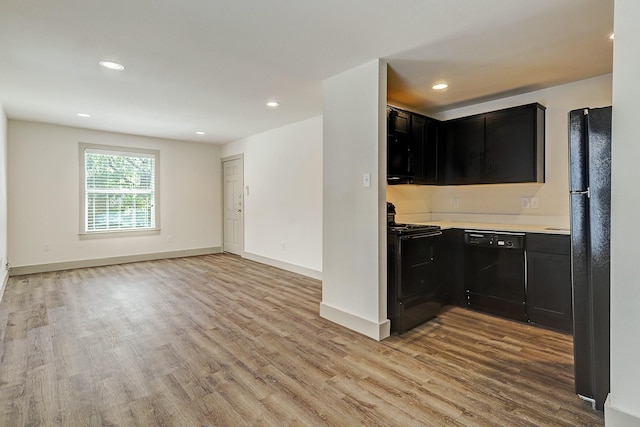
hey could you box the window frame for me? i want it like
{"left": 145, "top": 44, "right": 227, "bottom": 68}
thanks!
{"left": 79, "top": 143, "right": 161, "bottom": 238}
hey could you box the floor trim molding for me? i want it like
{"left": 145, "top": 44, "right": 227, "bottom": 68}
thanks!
{"left": 319, "top": 302, "right": 390, "bottom": 341}
{"left": 243, "top": 252, "right": 322, "bottom": 280}
{"left": 8, "top": 247, "right": 222, "bottom": 276}
{"left": 605, "top": 395, "right": 640, "bottom": 426}
{"left": 0, "top": 271, "right": 7, "bottom": 303}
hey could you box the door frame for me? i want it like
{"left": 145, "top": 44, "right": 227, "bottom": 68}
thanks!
{"left": 221, "top": 154, "right": 244, "bottom": 256}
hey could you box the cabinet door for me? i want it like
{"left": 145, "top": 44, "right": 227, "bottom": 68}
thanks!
{"left": 387, "top": 107, "right": 441, "bottom": 184}
{"left": 526, "top": 234, "right": 572, "bottom": 332}
{"left": 389, "top": 108, "right": 410, "bottom": 135}
{"left": 443, "top": 116, "right": 486, "bottom": 184}
{"left": 386, "top": 106, "right": 443, "bottom": 185}
{"left": 443, "top": 228, "right": 465, "bottom": 306}
{"left": 409, "top": 114, "right": 426, "bottom": 181}
{"left": 387, "top": 108, "right": 413, "bottom": 181}
{"left": 387, "top": 134, "right": 412, "bottom": 179}
{"left": 486, "top": 104, "right": 544, "bottom": 183}
{"left": 408, "top": 113, "right": 440, "bottom": 185}
{"left": 423, "top": 117, "right": 440, "bottom": 184}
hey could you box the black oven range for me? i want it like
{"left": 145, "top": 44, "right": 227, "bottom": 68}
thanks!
{"left": 387, "top": 203, "right": 444, "bottom": 334}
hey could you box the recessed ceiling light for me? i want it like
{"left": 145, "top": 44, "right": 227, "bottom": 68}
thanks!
{"left": 266, "top": 101, "right": 280, "bottom": 108}
{"left": 432, "top": 83, "right": 448, "bottom": 91}
{"left": 77, "top": 113, "right": 91, "bottom": 118}
{"left": 609, "top": 32, "right": 615, "bottom": 40}
{"left": 195, "top": 131, "right": 205, "bottom": 135}
{"left": 99, "top": 60, "right": 125, "bottom": 71}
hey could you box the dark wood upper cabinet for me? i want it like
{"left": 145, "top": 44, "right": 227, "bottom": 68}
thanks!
{"left": 441, "top": 103, "right": 545, "bottom": 185}
{"left": 408, "top": 113, "right": 426, "bottom": 181}
{"left": 443, "top": 115, "right": 486, "bottom": 184}
{"left": 389, "top": 108, "right": 410, "bottom": 135}
{"left": 386, "top": 103, "right": 544, "bottom": 186}
{"left": 387, "top": 108, "right": 413, "bottom": 182}
{"left": 485, "top": 104, "right": 545, "bottom": 183}
{"left": 423, "top": 117, "right": 440, "bottom": 184}
{"left": 387, "top": 107, "right": 440, "bottom": 185}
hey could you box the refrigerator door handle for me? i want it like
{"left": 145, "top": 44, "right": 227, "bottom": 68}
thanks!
{"left": 570, "top": 187, "right": 590, "bottom": 198}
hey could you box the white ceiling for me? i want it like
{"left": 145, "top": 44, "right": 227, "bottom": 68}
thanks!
{"left": 0, "top": 0, "right": 613, "bottom": 145}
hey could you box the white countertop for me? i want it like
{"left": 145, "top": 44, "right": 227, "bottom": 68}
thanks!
{"left": 412, "top": 220, "right": 570, "bottom": 235}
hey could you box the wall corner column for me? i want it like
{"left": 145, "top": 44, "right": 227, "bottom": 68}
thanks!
{"left": 320, "top": 59, "right": 389, "bottom": 340}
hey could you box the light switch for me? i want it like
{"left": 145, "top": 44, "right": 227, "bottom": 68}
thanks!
{"left": 363, "top": 173, "right": 371, "bottom": 188}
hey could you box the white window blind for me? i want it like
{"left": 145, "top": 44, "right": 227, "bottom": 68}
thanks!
{"left": 82, "top": 146, "right": 158, "bottom": 233}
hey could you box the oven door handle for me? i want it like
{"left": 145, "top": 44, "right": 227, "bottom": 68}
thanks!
{"left": 398, "top": 231, "right": 442, "bottom": 240}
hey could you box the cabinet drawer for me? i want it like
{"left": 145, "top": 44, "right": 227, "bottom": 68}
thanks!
{"left": 526, "top": 233, "right": 570, "bottom": 255}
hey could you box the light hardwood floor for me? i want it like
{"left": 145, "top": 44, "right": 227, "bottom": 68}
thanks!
{"left": 0, "top": 254, "right": 604, "bottom": 426}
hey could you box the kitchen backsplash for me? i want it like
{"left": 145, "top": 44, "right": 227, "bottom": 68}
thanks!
{"left": 387, "top": 183, "right": 570, "bottom": 227}
{"left": 386, "top": 185, "right": 433, "bottom": 222}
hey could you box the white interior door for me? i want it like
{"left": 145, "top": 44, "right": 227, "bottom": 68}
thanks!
{"left": 223, "top": 157, "right": 244, "bottom": 255}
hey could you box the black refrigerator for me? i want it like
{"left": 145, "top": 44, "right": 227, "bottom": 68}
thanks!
{"left": 568, "top": 106, "right": 611, "bottom": 411}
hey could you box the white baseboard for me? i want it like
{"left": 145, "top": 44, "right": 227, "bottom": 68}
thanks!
{"left": 319, "top": 302, "right": 390, "bottom": 341}
{"left": 605, "top": 395, "right": 640, "bottom": 426}
{"left": 0, "top": 270, "right": 8, "bottom": 303}
{"left": 9, "top": 247, "right": 222, "bottom": 276}
{"left": 243, "top": 252, "right": 322, "bottom": 280}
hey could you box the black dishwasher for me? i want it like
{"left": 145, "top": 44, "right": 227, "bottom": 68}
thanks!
{"left": 464, "top": 231, "right": 527, "bottom": 322}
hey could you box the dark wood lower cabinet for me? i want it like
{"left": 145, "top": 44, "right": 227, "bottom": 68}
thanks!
{"left": 526, "top": 233, "right": 573, "bottom": 332}
{"left": 443, "top": 230, "right": 572, "bottom": 333}
{"left": 443, "top": 229, "right": 465, "bottom": 306}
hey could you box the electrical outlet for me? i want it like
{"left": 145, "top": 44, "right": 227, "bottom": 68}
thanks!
{"left": 530, "top": 197, "right": 540, "bottom": 209}
{"left": 452, "top": 198, "right": 460, "bottom": 209}
{"left": 44, "top": 242, "right": 51, "bottom": 252}
{"left": 521, "top": 197, "right": 530, "bottom": 209}
{"left": 281, "top": 241, "right": 286, "bottom": 250}
{"left": 167, "top": 234, "right": 173, "bottom": 243}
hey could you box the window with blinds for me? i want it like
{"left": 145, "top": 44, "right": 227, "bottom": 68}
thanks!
{"left": 80, "top": 144, "right": 159, "bottom": 233}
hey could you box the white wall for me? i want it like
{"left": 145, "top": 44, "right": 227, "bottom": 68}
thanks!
{"left": 321, "top": 59, "right": 390, "bottom": 340}
{"left": 8, "top": 120, "right": 221, "bottom": 270}
{"left": 389, "top": 75, "right": 612, "bottom": 227}
{"left": 607, "top": 0, "right": 640, "bottom": 424}
{"left": 0, "top": 104, "right": 7, "bottom": 295}
{"left": 386, "top": 185, "right": 433, "bottom": 223}
{"left": 221, "top": 116, "right": 322, "bottom": 277}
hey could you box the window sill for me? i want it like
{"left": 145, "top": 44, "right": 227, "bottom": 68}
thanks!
{"left": 79, "top": 228, "right": 161, "bottom": 240}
